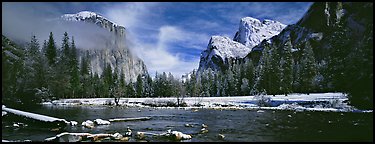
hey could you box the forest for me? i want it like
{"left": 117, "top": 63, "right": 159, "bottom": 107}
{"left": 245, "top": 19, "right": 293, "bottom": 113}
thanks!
{"left": 3, "top": 31, "right": 332, "bottom": 106}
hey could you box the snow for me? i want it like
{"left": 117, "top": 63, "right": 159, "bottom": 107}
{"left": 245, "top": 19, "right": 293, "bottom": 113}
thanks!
{"left": 198, "top": 16, "right": 286, "bottom": 72}
{"left": 209, "top": 36, "right": 251, "bottom": 59}
{"left": 2, "top": 111, "right": 7, "bottom": 116}
{"left": 4, "top": 50, "right": 20, "bottom": 60}
{"left": 70, "top": 121, "right": 78, "bottom": 126}
{"left": 94, "top": 118, "right": 111, "bottom": 125}
{"left": 61, "top": 11, "right": 121, "bottom": 27}
{"left": 2, "top": 106, "right": 69, "bottom": 124}
{"left": 62, "top": 11, "right": 100, "bottom": 21}
{"left": 81, "top": 120, "right": 94, "bottom": 127}
{"left": 42, "top": 92, "right": 372, "bottom": 113}
{"left": 234, "top": 17, "right": 287, "bottom": 48}
{"left": 198, "top": 35, "right": 251, "bottom": 71}
{"left": 171, "top": 131, "right": 192, "bottom": 140}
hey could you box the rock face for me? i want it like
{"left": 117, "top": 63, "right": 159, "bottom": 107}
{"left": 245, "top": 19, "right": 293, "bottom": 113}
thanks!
{"left": 247, "top": 2, "right": 372, "bottom": 73}
{"left": 198, "top": 36, "right": 251, "bottom": 72}
{"left": 246, "top": 2, "right": 373, "bottom": 109}
{"left": 233, "top": 17, "right": 286, "bottom": 48}
{"left": 62, "top": 11, "right": 148, "bottom": 82}
{"left": 61, "top": 11, "right": 125, "bottom": 38}
{"left": 198, "top": 17, "right": 285, "bottom": 72}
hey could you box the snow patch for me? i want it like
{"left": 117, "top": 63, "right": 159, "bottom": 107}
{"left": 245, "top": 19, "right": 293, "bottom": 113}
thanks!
{"left": 94, "top": 118, "right": 111, "bottom": 125}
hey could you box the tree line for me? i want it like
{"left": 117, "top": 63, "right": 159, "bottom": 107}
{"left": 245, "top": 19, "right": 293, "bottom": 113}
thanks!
{"left": 2, "top": 31, "right": 327, "bottom": 106}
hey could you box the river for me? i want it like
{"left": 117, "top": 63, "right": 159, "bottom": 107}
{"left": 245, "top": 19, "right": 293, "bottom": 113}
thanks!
{"left": 2, "top": 105, "right": 373, "bottom": 142}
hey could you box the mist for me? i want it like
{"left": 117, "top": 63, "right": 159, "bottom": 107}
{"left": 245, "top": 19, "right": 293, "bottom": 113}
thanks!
{"left": 2, "top": 2, "right": 123, "bottom": 51}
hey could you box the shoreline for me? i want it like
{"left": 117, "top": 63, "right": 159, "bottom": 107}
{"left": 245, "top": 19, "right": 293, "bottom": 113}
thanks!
{"left": 41, "top": 93, "right": 373, "bottom": 113}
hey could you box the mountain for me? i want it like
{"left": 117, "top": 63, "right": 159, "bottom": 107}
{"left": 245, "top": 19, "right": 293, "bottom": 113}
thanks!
{"left": 61, "top": 11, "right": 148, "bottom": 82}
{"left": 198, "top": 36, "right": 251, "bottom": 72}
{"left": 246, "top": 2, "right": 373, "bottom": 109}
{"left": 61, "top": 11, "right": 125, "bottom": 38}
{"left": 233, "top": 17, "right": 286, "bottom": 48}
{"left": 197, "top": 17, "right": 286, "bottom": 72}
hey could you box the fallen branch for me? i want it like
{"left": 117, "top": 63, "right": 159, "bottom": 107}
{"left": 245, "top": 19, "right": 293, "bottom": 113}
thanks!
{"left": 2, "top": 105, "right": 69, "bottom": 124}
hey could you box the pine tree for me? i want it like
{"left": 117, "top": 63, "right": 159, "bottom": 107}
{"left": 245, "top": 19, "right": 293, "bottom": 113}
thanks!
{"left": 136, "top": 74, "right": 143, "bottom": 98}
{"left": 127, "top": 82, "right": 135, "bottom": 97}
{"left": 61, "top": 32, "right": 70, "bottom": 61}
{"left": 300, "top": 41, "right": 317, "bottom": 94}
{"left": 70, "top": 37, "right": 80, "bottom": 98}
{"left": 24, "top": 35, "right": 45, "bottom": 101}
{"left": 226, "top": 68, "right": 235, "bottom": 96}
{"left": 257, "top": 45, "right": 272, "bottom": 94}
{"left": 54, "top": 32, "right": 72, "bottom": 98}
{"left": 244, "top": 59, "right": 255, "bottom": 94}
{"left": 232, "top": 59, "right": 242, "bottom": 96}
{"left": 80, "top": 51, "right": 91, "bottom": 98}
{"left": 46, "top": 32, "right": 57, "bottom": 66}
{"left": 280, "top": 41, "right": 293, "bottom": 95}
{"left": 269, "top": 45, "right": 281, "bottom": 95}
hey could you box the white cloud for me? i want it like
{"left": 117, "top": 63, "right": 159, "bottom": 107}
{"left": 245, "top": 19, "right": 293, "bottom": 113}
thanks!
{"left": 126, "top": 25, "right": 203, "bottom": 78}
{"left": 158, "top": 25, "right": 210, "bottom": 51}
{"left": 103, "top": 3, "right": 204, "bottom": 78}
{"left": 102, "top": 2, "right": 161, "bottom": 33}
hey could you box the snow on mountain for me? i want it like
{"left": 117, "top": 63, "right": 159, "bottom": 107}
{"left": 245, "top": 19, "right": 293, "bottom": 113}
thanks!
{"left": 198, "top": 17, "right": 286, "bottom": 72}
{"left": 61, "top": 11, "right": 125, "bottom": 38}
{"left": 233, "top": 17, "right": 287, "bottom": 48}
{"left": 198, "top": 36, "right": 250, "bottom": 72}
{"left": 62, "top": 11, "right": 119, "bottom": 26}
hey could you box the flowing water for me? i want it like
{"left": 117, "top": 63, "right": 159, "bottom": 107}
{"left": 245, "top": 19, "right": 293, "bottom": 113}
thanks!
{"left": 2, "top": 105, "right": 373, "bottom": 142}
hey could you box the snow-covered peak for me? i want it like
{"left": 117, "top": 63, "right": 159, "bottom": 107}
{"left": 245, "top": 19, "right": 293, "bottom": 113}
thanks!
{"left": 241, "top": 17, "right": 263, "bottom": 27}
{"left": 62, "top": 11, "right": 99, "bottom": 21}
{"left": 198, "top": 35, "right": 250, "bottom": 72}
{"left": 208, "top": 36, "right": 251, "bottom": 59}
{"left": 61, "top": 11, "right": 121, "bottom": 27}
{"left": 234, "top": 16, "right": 287, "bottom": 48}
{"left": 61, "top": 11, "right": 126, "bottom": 38}
{"left": 76, "top": 11, "right": 98, "bottom": 18}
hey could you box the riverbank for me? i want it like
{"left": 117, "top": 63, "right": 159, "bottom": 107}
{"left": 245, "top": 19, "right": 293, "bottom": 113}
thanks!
{"left": 41, "top": 93, "right": 372, "bottom": 113}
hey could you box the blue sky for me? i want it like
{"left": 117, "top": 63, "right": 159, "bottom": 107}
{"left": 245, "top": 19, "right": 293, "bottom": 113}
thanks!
{"left": 3, "top": 2, "right": 312, "bottom": 78}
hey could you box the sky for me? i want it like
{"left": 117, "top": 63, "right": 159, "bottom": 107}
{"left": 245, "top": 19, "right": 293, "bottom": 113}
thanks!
{"left": 2, "top": 2, "right": 312, "bottom": 78}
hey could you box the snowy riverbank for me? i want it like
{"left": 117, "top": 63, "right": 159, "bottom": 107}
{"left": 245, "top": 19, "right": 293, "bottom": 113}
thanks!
{"left": 41, "top": 93, "right": 372, "bottom": 113}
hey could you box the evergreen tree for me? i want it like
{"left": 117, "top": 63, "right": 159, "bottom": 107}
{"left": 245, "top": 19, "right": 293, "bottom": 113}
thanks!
{"left": 226, "top": 68, "right": 235, "bottom": 96}
{"left": 80, "top": 51, "right": 91, "bottom": 98}
{"left": 161, "top": 72, "right": 168, "bottom": 97}
{"left": 127, "top": 82, "right": 135, "bottom": 97}
{"left": 280, "top": 41, "right": 293, "bottom": 95}
{"left": 257, "top": 44, "right": 272, "bottom": 95}
{"left": 269, "top": 45, "right": 281, "bottom": 95}
{"left": 61, "top": 32, "right": 70, "bottom": 60}
{"left": 232, "top": 59, "right": 242, "bottom": 96}
{"left": 70, "top": 37, "right": 80, "bottom": 98}
{"left": 300, "top": 41, "right": 317, "bottom": 94}
{"left": 244, "top": 59, "right": 255, "bottom": 94}
{"left": 53, "top": 32, "right": 72, "bottom": 98}
{"left": 46, "top": 32, "right": 57, "bottom": 66}
{"left": 24, "top": 35, "right": 45, "bottom": 101}
{"left": 136, "top": 74, "right": 143, "bottom": 98}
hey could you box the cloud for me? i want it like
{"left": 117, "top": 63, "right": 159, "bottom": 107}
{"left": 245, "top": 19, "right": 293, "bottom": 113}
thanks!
{"left": 102, "top": 2, "right": 161, "bottom": 33}
{"left": 2, "top": 2, "right": 117, "bottom": 51}
{"left": 103, "top": 3, "right": 209, "bottom": 78}
{"left": 125, "top": 25, "right": 203, "bottom": 78}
